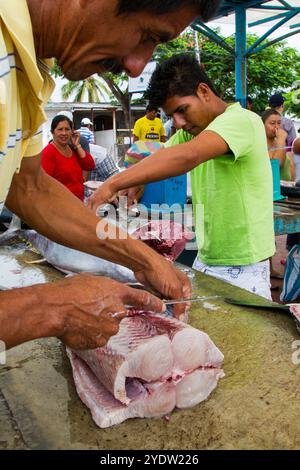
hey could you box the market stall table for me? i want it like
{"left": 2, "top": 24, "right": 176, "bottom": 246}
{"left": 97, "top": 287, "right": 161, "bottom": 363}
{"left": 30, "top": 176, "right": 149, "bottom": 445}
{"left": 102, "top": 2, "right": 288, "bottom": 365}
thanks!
{"left": 0, "top": 237, "right": 300, "bottom": 450}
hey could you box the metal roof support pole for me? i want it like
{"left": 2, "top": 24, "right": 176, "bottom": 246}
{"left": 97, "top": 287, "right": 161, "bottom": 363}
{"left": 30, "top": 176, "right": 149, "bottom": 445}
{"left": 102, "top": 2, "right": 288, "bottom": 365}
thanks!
{"left": 112, "top": 108, "right": 117, "bottom": 150}
{"left": 235, "top": 5, "right": 247, "bottom": 108}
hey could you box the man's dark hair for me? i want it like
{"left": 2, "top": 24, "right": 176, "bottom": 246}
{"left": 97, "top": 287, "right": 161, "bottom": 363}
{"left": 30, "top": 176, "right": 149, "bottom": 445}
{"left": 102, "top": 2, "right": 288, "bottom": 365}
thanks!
{"left": 261, "top": 108, "right": 281, "bottom": 124}
{"left": 51, "top": 115, "right": 73, "bottom": 132}
{"left": 146, "top": 104, "right": 158, "bottom": 113}
{"left": 117, "top": 0, "right": 221, "bottom": 22}
{"left": 146, "top": 54, "right": 219, "bottom": 109}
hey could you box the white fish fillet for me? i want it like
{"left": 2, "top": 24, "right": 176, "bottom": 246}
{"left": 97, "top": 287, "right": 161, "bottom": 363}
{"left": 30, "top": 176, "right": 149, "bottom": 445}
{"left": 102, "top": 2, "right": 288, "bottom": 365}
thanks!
{"left": 175, "top": 368, "right": 224, "bottom": 409}
{"left": 67, "top": 350, "right": 176, "bottom": 429}
{"left": 69, "top": 315, "right": 224, "bottom": 427}
{"left": 76, "top": 316, "right": 174, "bottom": 405}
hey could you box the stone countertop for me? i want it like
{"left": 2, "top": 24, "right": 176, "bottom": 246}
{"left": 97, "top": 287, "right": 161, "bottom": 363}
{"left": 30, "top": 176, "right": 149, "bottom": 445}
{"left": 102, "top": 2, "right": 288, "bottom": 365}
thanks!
{"left": 0, "top": 241, "right": 300, "bottom": 450}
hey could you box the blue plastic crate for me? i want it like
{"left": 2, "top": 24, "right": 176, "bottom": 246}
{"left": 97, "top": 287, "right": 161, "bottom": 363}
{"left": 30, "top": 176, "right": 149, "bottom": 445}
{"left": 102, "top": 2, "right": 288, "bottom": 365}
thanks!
{"left": 140, "top": 174, "right": 187, "bottom": 207}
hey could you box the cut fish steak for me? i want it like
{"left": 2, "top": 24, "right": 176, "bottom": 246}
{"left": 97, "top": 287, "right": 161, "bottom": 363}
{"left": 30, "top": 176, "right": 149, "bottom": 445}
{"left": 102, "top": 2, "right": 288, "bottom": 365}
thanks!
{"left": 69, "top": 314, "right": 224, "bottom": 428}
{"left": 76, "top": 315, "right": 174, "bottom": 405}
{"left": 67, "top": 350, "right": 176, "bottom": 429}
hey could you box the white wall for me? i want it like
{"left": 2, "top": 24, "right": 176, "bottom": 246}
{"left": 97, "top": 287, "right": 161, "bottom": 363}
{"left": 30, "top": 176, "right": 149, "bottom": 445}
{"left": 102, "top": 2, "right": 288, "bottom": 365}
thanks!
{"left": 94, "top": 130, "right": 115, "bottom": 150}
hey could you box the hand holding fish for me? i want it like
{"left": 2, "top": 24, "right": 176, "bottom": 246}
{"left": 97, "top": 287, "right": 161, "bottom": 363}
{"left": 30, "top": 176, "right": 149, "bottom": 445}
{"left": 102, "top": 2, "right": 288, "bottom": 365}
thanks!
{"left": 0, "top": 274, "right": 166, "bottom": 351}
{"left": 134, "top": 260, "right": 192, "bottom": 322}
{"left": 118, "top": 186, "right": 144, "bottom": 207}
{"left": 53, "top": 274, "right": 166, "bottom": 350}
{"left": 87, "top": 180, "right": 117, "bottom": 212}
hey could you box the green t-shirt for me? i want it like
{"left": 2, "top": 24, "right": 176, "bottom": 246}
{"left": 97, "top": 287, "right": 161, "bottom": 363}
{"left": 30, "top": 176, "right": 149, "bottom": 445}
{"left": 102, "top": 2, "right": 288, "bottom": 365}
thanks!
{"left": 166, "top": 103, "right": 275, "bottom": 265}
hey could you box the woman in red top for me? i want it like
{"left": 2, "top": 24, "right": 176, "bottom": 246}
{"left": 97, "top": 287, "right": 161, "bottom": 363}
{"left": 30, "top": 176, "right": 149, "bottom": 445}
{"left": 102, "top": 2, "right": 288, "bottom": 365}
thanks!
{"left": 42, "top": 115, "right": 95, "bottom": 201}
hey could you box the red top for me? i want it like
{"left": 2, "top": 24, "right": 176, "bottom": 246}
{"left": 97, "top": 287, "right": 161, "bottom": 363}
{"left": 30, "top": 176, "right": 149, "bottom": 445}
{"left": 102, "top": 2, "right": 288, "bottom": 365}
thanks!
{"left": 41, "top": 143, "right": 95, "bottom": 200}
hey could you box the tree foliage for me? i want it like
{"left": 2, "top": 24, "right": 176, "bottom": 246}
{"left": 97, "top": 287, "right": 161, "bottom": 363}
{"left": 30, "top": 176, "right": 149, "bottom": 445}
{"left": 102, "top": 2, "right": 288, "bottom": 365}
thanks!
{"left": 61, "top": 76, "right": 109, "bottom": 103}
{"left": 153, "top": 29, "right": 300, "bottom": 115}
{"left": 284, "top": 81, "right": 300, "bottom": 119}
{"left": 51, "top": 29, "right": 300, "bottom": 119}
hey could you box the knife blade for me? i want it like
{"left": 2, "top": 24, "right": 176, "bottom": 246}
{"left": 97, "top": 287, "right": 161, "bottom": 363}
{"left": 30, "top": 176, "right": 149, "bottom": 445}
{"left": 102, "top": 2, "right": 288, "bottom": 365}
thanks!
{"left": 111, "top": 295, "right": 222, "bottom": 317}
{"left": 162, "top": 295, "right": 221, "bottom": 305}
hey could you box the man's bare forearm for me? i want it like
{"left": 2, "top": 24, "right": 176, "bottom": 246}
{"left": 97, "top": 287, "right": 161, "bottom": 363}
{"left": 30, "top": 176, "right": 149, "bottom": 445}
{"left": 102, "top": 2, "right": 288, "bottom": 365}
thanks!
{"left": 109, "top": 131, "right": 228, "bottom": 193}
{"left": 5, "top": 155, "right": 155, "bottom": 271}
{"left": 0, "top": 285, "right": 62, "bottom": 349}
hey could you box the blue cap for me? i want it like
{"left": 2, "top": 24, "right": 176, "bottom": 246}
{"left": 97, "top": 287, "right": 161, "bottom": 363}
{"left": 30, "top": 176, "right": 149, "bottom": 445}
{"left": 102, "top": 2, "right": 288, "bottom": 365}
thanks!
{"left": 269, "top": 93, "right": 285, "bottom": 107}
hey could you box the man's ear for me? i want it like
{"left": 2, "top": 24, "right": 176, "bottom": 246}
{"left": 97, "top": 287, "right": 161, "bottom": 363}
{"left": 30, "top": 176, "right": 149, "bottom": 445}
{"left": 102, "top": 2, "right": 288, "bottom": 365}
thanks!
{"left": 196, "top": 83, "right": 210, "bottom": 101}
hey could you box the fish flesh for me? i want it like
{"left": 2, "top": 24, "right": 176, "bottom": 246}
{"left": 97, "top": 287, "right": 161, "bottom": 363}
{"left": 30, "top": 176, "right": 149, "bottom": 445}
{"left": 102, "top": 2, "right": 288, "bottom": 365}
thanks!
{"left": 68, "top": 314, "right": 224, "bottom": 428}
{"left": 75, "top": 315, "right": 174, "bottom": 405}
{"left": 67, "top": 350, "right": 176, "bottom": 429}
{"left": 132, "top": 220, "right": 193, "bottom": 261}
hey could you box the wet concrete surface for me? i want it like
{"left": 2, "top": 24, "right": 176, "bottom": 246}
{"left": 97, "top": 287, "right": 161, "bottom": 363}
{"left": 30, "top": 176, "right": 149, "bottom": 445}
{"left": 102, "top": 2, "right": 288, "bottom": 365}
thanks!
{"left": 1, "top": 240, "right": 300, "bottom": 449}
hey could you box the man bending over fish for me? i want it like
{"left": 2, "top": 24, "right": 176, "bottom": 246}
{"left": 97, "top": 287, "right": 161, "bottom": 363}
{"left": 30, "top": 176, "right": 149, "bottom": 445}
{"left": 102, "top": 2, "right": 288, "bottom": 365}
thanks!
{"left": 88, "top": 55, "right": 275, "bottom": 300}
{"left": 0, "top": 1, "right": 221, "bottom": 350}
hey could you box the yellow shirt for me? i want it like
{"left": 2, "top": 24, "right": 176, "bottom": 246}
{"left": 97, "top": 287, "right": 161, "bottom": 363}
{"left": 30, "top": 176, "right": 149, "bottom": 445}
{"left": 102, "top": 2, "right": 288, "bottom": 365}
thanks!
{"left": 133, "top": 115, "right": 166, "bottom": 142}
{"left": 0, "top": 0, "right": 55, "bottom": 211}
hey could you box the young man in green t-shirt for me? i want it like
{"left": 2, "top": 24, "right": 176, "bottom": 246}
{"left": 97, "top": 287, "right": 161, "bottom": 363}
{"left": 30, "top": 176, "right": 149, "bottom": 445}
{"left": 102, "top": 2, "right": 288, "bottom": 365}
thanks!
{"left": 88, "top": 55, "right": 275, "bottom": 299}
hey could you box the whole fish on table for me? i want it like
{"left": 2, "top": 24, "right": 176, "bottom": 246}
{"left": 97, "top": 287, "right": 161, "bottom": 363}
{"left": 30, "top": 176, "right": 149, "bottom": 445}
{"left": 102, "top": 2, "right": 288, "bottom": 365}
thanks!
{"left": 0, "top": 219, "right": 192, "bottom": 284}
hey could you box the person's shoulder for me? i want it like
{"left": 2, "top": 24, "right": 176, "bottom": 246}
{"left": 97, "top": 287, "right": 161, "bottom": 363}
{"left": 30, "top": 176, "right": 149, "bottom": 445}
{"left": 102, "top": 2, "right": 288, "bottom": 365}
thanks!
{"left": 208, "top": 103, "right": 262, "bottom": 139}
{"left": 224, "top": 103, "right": 259, "bottom": 123}
{"left": 134, "top": 116, "right": 144, "bottom": 125}
{"left": 133, "top": 116, "right": 145, "bottom": 131}
{"left": 79, "top": 134, "right": 90, "bottom": 152}
{"left": 282, "top": 115, "right": 293, "bottom": 122}
{"left": 282, "top": 115, "right": 294, "bottom": 128}
{"left": 42, "top": 142, "right": 54, "bottom": 154}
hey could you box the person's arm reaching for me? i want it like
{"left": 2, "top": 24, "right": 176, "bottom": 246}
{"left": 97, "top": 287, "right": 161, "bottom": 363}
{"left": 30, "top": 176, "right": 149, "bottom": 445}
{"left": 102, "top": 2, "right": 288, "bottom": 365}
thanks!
{"left": 5, "top": 155, "right": 191, "bottom": 318}
{"left": 0, "top": 274, "right": 166, "bottom": 350}
{"left": 87, "top": 130, "right": 229, "bottom": 208}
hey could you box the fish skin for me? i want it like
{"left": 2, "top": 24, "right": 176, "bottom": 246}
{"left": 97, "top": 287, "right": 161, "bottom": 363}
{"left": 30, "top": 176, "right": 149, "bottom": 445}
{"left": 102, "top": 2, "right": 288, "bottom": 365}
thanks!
{"left": 20, "top": 230, "right": 137, "bottom": 283}
{"left": 0, "top": 218, "right": 191, "bottom": 285}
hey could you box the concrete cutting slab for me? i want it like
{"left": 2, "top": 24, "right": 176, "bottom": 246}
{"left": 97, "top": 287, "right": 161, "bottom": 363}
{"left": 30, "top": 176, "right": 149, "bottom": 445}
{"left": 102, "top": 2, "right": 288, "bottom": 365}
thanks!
{"left": 0, "top": 240, "right": 300, "bottom": 449}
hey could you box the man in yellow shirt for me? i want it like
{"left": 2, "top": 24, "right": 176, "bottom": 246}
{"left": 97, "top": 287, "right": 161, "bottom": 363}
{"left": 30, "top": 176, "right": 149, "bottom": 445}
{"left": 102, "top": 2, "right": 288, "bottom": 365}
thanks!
{"left": 0, "top": 0, "right": 221, "bottom": 351}
{"left": 133, "top": 105, "right": 166, "bottom": 143}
